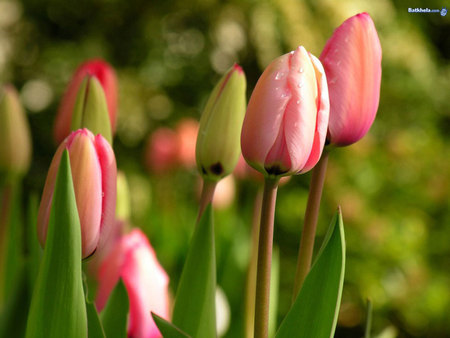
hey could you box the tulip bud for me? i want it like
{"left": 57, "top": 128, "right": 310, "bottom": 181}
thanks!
{"left": 196, "top": 64, "right": 247, "bottom": 181}
{"left": 37, "top": 128, "right": 117, "bottom": 259}
{"left": 70, "top": 75, "right": 113, "bottom": 143}
{"left": 0, "top": 85, "right": 32, "bottom": 178}
{"left": 54, "top": 59, "right": 118, "bottom": 144}
{"left": 241, "top": 46, "right": 329, "bottom": 177}
{"left": 96, "top": 229, "right": 170, "bottom": 338}
{"left": 320, "top": 13, "right": 382, "bottom": 146}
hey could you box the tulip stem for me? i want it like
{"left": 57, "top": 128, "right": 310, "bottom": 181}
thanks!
{"left": 254, "top": 177, "right": 279, "bottom": 338}
{"left": 245, "top": 188, "right": 263, "bottom": 338}
{"left": 292, "top": 150, "right": 329, "bottom": 301}
{"left": 197, "top": 179, "right": 217, "bottom": 222}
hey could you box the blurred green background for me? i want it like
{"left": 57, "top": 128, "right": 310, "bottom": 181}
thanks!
{"left": 1, "top": 0, "right": 449, "bottom": 336}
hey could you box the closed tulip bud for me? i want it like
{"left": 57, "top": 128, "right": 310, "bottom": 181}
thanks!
{"left": 320, "top": 13, "right": 382, "bottom": 146}
{"left": 37, "top": 128, "right": 117, "bottom": 259}
{"left": 196, "top": 64, "right": 246, "bottom": 181}
{"left": 0, "top": 85, "right": 32, "bottom": 178}
{"left": 241, "top": 46, "right": 329, "bottom": 177}
{"left": 96, "top": 229, "right": 170, "bottom": 338}
{"left": 54, "top": 59, "right": 118, "bottom": 144}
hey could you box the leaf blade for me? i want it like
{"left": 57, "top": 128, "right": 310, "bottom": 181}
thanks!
{"left": 100, "top": 279, "right": 129, "bottom": 338}
{"left": 276, "top": 209, "right": 346, "bottom": 338}
{"left": 172, "top": 205, "right": 216, "bottom": 337}
{"left": 25, "top": 150, "right": 87, "bottom": 338}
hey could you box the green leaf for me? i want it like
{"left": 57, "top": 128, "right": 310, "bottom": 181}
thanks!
{"left": 86, "top": 301, "right": 105, "bottom": 338}
{"left": 100, "top": 279, "right": 129, "bottom": 338}
{"left": 364, "top": 299, "right": 373, "bottom": 338}
{"left": 172, "top": 205, "right": 216, "bottom": 337}
{"left": 152, "top": 313, "right": 191, "bottom": 338}
{"left": 25, "top": 150, "right": 87, "bottom": 338}
{"left": 276, "top": 209, "right": 346, "bottom": 338}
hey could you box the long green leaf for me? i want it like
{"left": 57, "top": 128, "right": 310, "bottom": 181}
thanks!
{"left": 86, "top": 301, "right": 106, "bottom": 338}
{"left": 276, "top": 209, "right": 346, "bottom": 338}
{"left": 100, "top": 279, "right": 129, "bottom": 338}
{"left": 25, "top": 150, "right": 87, "bottom": 338}
{"left": 152, "top": 313, "right": 191, "bottom": 338}
{"left": 172, "top": 205, "right": 216, "bottom": 337}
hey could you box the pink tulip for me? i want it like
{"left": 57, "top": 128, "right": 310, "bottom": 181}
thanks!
{"left": 175, "top": 118, "right": 199, "bottom": 169}
{"left": 145, "top": 128, "right": 179, "bottom": 174}
{"left": 37, "top": 128, "right": 117, "bottom": 258}
{"left": 54, "top": 59, "right": 118, "bottom": 144}
{"left": 241, "top": 46, "right": 329, "bottom": 176}
{"left": 320, "top": 13, "right": 382, "bottom": 146}
{"left": 96, "top": 229, "right": 170, "bottom": 338}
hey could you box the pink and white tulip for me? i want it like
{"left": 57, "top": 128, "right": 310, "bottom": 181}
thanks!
{"left": 241, "top": 46, "right": 329, "bottom": 176}
{"left": 37, "top": 128, "right": 117, "bottom": 258}
{"left": 54, "top": 59, "right": 118, "bottom": 144}
{"left": 320, "top": 12, "right": 382, "bottom": 146}
{"left": 96, "top": 229, "right": 170, "bottom": 338}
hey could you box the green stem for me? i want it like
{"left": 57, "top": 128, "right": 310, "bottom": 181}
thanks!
{"left": 245, "top": 188, "right": 263, "bottom": 338}
{"left": 365, "top": 299, "right": 373, "bottom": 338}
{"left": 292, "top": 151, "right": 329, "bottom": 300}
{"left": 197, "top": 179, "right": 217, "bottom": 223}
{"left": 254, "top": 177, "right": 279, "bottom": 338}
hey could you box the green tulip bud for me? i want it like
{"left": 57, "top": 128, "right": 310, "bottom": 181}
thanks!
{"left": 196, "top": 64, "right": 247, "bottom": 181}
{"left": 0, "top": 85, "right": 32, "bottom": 179}
{"left": 71, "top": 75, "right": 113, "bottom": 144}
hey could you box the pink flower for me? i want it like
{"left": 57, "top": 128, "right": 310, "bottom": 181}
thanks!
{"left": 144, "top": 128, "right": 179, "bottom": 174}
{"left": 241, "top": 46, "right": 329, "bottom": 176}
{"left": 37, "top": 128, "right": 117, "bottom": 258}
{"left": 175, "top": 118, "right": 199, "bottom": 169}
{"left": 96, "top": 229, "right": 170, "bottom": 338}
{"left": 320, "top": 13, "right": 382, "bottom": 146}
{"left": 54, "top": 59, "right": 118, "bottom": 144}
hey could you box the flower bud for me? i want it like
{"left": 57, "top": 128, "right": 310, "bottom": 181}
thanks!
{"left": 196, "top": 64, "right": 247, "bottom": 181}
{"left": 70, "top": 75, "right": 113, "bottom": 143}
{"left": 0, "top": 85, "right": 32, "bottom": 178}
{"left": 54, "top": 59, "right": 118, "bottom": 144}
{"left": 96, "top": 229, "right": 170, "bottom": 338}
{"left": 37, "top": 128, "right": 117, "bottom": 258}
{"left": 320, "top": 13, "right": 382, "bottom": 146}
{"left": 241, "top": 46, "right": 329, "bottom": 177}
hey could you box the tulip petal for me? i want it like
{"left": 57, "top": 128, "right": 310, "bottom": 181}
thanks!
{"left": 301, "top": 53, "right": 330, "bottom": 173}
{"left": 94, "top": 134, "right": 117, "bottom": 254}
{"left": 281, "top": 47, "right": 319, "bottom": 173}
{"left": 320, "top": 13, "right": 381, "bottom": 146}
{"left": 241, "top": 54, "right": 291, "bottom": 173}
{"left": 68, "top": 130, "right": 103, "bottom": 257}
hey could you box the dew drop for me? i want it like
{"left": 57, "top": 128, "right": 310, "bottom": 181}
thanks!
{"left": 298, "top": 68, "right": 304, "bottom": 73}
{"left": 290, "top": 51, "right": 295, "bottom": 54}
{"left": 297, "top": 82, "right": 303, "bottom": 88}
{"left": 275, "top": 72, "right": 284, "bottom": 80}
{"left": 281, "top": 93, "right": 288, "bottom": 98}
{"left": 296, "top": 100, "right": 300, "bottom": 104}
{"left": 275, "top": 87, "right": 279, "bottom": 91}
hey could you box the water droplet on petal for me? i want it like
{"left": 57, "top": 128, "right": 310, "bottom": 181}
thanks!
{"left": 298, "top": 68, "right": 304, "bottom": 73}
{"left": 297, "top": 82, "right": 303, "bottom": 88}
{"left": 290, "top": 51, "right": 295, "bottom": 54}
{"left": 281, "top": 92, "right": 288, "bottom": 98}
{"left": 275, "top": 72, "right": 284, "bottom": 80}
{"left": 296, "top": 100, "right": 300, "bottom": 104}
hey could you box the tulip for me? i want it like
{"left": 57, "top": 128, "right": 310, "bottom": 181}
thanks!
{"left": 320, "top": 12, "right": 382, "bottom": 146}
{"left": 241, "top": 46, "right": 329, "bottom": 177}
{"left": 145, "top": 128, "right": 179, "bottom": 174}
{"left": 175, "top": 118, "right": 199, "bottom": 169}
{"left": 0, "top": 84, "right": 32, "bottom": 178}
{"left": 37, "top": 128, "right": 117, "bottom": 259}
{"left": 54, "top": 59, "right": 118, "bottom": 144}
{"left": 196, "top": 64, "right": 247, "bottom": 181}
{"left": 96, "top": 229, "right": 170, "bottom": 338}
